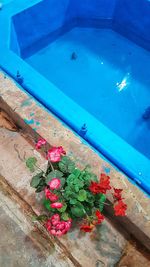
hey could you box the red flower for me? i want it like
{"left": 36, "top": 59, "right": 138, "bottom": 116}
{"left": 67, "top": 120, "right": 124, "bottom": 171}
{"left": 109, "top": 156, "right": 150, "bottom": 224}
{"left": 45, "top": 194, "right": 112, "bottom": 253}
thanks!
{"left": 45, "top": 219, "right": 52, "bottom": 231}
{"left": 44, "top": 188, "right": 59, "bottom": 202}
{"left": 35, "top": 138, "right": 46, "bottom": 149}
{"left": 48, "top": 178, "right": 61, "bottom": 190}
{"left": 95, "top": 210, "right": 105, "bottom": 224}
{"left": 45, "top": 215, "right": 72, "bottom": 237}
{"left": 47, "top": 146, "right": 66, "bottom": 162}
{"left": 89, "top": 173, "right": 111, "bottom": 194}
{"left": 80, "top": 224, "right": 94, "bottom": 232}
{"left": 99, "top": 173, "right": 111, "bottom": 194}
{"left": 89, "top": 181, "right": 100, "bottom": 194}
{"left": 114, "top": 200, "right": 127, "bottom": 216}
{"left": 113, "top": 188, "right": 123, "bottom": 201}
{"left": 51, "top": 202, "right": 63, "bottom": 209}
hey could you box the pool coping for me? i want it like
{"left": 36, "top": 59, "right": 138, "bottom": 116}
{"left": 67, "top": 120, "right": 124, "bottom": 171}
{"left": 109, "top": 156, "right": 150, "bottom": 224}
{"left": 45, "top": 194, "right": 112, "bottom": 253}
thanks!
{"left": 0, "top": 71, "right": 150, "bottom": 251}
{"left": 1, "top": 0, "right": 150, "bottom": 194}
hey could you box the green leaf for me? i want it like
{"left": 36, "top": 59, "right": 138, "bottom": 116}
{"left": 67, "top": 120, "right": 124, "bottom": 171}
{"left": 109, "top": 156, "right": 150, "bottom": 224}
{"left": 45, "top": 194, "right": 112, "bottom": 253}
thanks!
{"left": 61, "top": 212, "right": 70, "bottom": 221}
{"left": 70, "top": 199, "right": 77, "bottom": 205}
{"left": 26, "top": 157, "right": 37, "bottom": 172}
{"left": 99, "top": 194, "right": 106, "bottom": 212}
{"left": 86, "top": 192, "right": 95, "bottom": 203}
{"left": 43, "top": 199, "right": 52, "bottom": 211}
{"left": 67, "top": 174, "right": 76, "bottom": 184}
{"left": 58, "top": 203, "right": 67, "bottom": 213}
{"left": 71, "top": 206, "right": 85, "bottom": 218}
{"left": 72, "top": 168, "right": 81, "bottom": 178}
{"left": 32, "top": 215, "right": 48, "bottom": 222}
{"left": 84, "top": 165, "right": 91, "bottom": 172}
{"left": 30, "top": 172, "right": 43, "bottom": 188}
{"left": 35, "top": 184, "right": 45, "bottom": 193}
{"left": 77, "top": 189, "right": 87, "bottom": 202}
{"left": 90, "top": 173, "right": 98, "bottom": 182}
{"left": 74, "top": 185, "right": 79, "bottom": 192}
{"left": 45, "top": 170, "right": 63, "bottom": 184}
{"left": 58, "top": 156, "right": 75, "bottom": 174}
{"left": 64, "top": 190, "right": 77, "bottom": 200}
{"left": 76, "top": 180, "right": 84, "bottom": 188}
{"left": 71, "top": 202, "right": 85, "bottom": 218}
{"left": 60, "top": 178, "right": 66, "bottom": 187}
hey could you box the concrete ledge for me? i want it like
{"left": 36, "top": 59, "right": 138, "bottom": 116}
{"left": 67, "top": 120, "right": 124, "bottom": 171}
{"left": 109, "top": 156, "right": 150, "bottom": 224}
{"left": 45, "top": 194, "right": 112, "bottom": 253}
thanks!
{"left": 0, "top": 174, "right": 81, "bottom": 267}
{"left": 0, "top": 128, "right": 128, "bottom": 266}
{"left": 0, "top": 71, "right": 150, "bottom": 251}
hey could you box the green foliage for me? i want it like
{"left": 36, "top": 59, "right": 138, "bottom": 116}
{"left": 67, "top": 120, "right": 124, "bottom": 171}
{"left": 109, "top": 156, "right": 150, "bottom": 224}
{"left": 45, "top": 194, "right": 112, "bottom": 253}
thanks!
{"left": 99, "top": 194, "right": 106, "bottom": 212}
{"left": 45, "top": 170, "right": 63, "bottom": 184}
{"left": 26, "top": 157, "right": 37, "bottom": 172}
{"left": 27, "top": 146, "right": 113, "bottom": 234}
{"left": 30, "top": 172, "right": 43, "bottom": 188}
{"left": 35, "top": 179, "right": 46, "bottom": 193}
{"left": 77, "top": 190, "right": 87, "bottom": 202}
{"left": 58, "top": 156, "right": 75, "bottom": 174}
{"left": 71, "top": 202, "right": 85, "bottom": 218}
{"left": 43, "top": 199, "right": 52, "bottom": 211}
{"left": 61, "top": 212, "right": 70, "bottom": 221}
{"left": 58, "top": 203, "right": 67, "bottom": 213}
{"left": 72, "top": 168, "right": 81, "bottom": 178}
{"left": 32, "top": 215, "right": 48, "bottom": 222}
{"left": 69, "top": 199, "right": 77, "bottom": 205}
{"left": 86, "top": 192, "right": 95, "bottom": 203}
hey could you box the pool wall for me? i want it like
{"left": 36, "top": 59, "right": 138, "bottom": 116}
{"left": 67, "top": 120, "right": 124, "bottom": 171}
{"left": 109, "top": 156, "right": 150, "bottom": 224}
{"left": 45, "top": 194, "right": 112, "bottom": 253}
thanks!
{"left": 11, "top": 0, "right": 150, "bottom": 58}
{"left": 11, "top": 0, "right": 116, "bottom": 58}
{"left": 1, "top": 0, "right": 150, "bottom": 194}
{"left": 12, "top": 0, "right": 77, "bottom": 58}
{"left": 75, "top": 0, "right": 116, "bottom": 26}
{"left": 113, "top": 0, "right": 150, "bottom": 51}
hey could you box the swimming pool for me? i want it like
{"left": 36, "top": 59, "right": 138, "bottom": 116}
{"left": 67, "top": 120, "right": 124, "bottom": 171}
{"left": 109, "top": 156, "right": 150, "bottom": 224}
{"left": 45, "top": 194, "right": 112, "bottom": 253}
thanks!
{"left": 1, "top": 0, "right": 150, "bottom": 194}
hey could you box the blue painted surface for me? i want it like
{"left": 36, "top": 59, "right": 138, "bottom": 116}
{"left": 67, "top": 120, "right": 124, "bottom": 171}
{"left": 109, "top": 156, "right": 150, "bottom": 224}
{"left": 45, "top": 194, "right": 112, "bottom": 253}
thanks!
{"left": 26, "top": 27, "right": 150, "bottom": 162}
{"left": 113, "top": 0, "right": 150, "bottom": 51}
{"left": 0, "top": 0, "right": 150, "bottom": 194}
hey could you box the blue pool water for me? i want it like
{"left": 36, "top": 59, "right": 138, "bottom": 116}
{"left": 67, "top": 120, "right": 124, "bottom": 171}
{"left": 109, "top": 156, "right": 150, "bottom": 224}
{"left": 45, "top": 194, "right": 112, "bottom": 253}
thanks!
{"left": 26, "top": 28, "right": 150, "bottom": 160}
{"left": 1, "top": 0, "right": 150, "bottom": 194}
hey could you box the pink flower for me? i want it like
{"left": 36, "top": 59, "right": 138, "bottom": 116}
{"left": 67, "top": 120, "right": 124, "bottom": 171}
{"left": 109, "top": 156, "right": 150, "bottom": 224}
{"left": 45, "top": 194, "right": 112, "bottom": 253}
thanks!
{"left": 55, "top": 221, "right": 66, "bottom": 230}
{"left": 35, "top": 138, "right": 46, "bottom": 149}
{"left": 51, "top": 214, "right": 60, "bottom": 222}
{"left": 48, "top": 178, "right": 61, "bottom": 190}
{"left": 44, "top": 188, "right": 59, "bottom": 202}
{"left": 64, "top": 219, "right": 72, "bottom": 231}
{"left": 45, "top": 188, "right": 50, "bottom": 198}
{"left": 45, "top": 219, "right": 52, "bottom": 231}
{"left": 50, "top": 202, "right": 63, "bottom": 209}
{"left": 47, "top": 146, "right": 66, "bottom": 162}
{"left": 51, "top": 214, "right": 61, "bottom": 226}
{"left": 49, "top": 193, "right": 59, "bottom": 202}
{"left": 45, "top": 216, "right": 72, "bottom": 237}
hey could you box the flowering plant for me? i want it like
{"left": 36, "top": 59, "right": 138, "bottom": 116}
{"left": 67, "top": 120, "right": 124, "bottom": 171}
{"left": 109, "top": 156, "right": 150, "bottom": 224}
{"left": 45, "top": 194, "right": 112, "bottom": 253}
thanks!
{"left": 26, "top": 138, "right": 127, "bottom": 237}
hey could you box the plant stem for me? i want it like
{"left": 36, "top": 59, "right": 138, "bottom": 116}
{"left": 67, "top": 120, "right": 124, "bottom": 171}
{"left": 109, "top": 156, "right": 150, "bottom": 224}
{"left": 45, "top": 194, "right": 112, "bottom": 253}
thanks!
{"left": 103, "top": 202, "right": 110, "bottom": 206}
{"left": 49, "top": 160, "right": 54, "bottom": 171}
{"left": 35, "top": 164, "right": 44, "bottom": 173}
